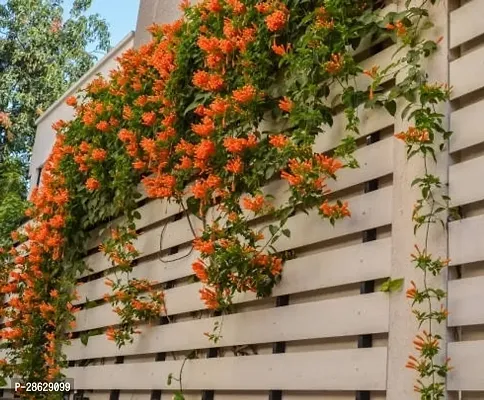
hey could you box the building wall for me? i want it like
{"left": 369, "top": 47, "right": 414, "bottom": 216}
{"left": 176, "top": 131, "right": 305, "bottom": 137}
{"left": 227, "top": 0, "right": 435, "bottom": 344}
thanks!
{"left": 29, "top": 32, "right": 135, "bottom": 195}
{"left": 134, "top": 0, "right": 198, "bottom": 48}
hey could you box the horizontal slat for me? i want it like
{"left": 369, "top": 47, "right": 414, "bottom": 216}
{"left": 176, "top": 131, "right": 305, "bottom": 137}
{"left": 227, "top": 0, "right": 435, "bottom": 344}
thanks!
{"left": 75, "top": 252, "right": 198, "bottom": 306}
{"left": 85, "top": 197, "right": 182, "bottom": 251}
{"left": 448, "top": 341, "right": 484, "bottom": 391}
{"left": 74, "top": 187, "right": 392, "bottom": 331}
{"left": 450, "top": 46, "right": 484, "bottom": 100}
{"left": 327, "top": 137, "right": 393, "bottom": 192}
{"left": 449, "top": 155, "right": 484, "bottom": 206}
{"left": 67, "top": 292, "right": 389, "bottom": 360}
{"left": 449, "top": 214, "right": 484, "bottom": 265}
{"left": 76, "top": 234, "right": 391, "bottom": 308}
{"left": 314, "top": 106, "right": 394, "bottom": 154}
{"left": 271, "top": 186, "right": 392, "bottom": 252}
{"left": 448, "top": 276, "right": 484, "bottom": 327}
{"left": 80, "top": 145, "right": 393, "bottom": 279}
{"left": 66, "top": 347, "right": 387, "bottom": 391}
{"left": 450, "top": 0, "right": 484, "bottom": 48}
{"left": 450, "top": 99, "right": 484, "bottom": 153}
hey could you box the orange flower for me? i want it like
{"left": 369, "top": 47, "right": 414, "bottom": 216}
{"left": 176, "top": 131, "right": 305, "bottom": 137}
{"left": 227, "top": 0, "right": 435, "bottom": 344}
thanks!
{"left": 395, "top": 20, "right": 407, "bottom": 37}
{"left": 325, "top": 53, "right": 343, "bottom": 74}
{"left": 226, "top": 157, "right": 243, "bottom": 174}
{"left": 48, "top": 214, "right": 65, "bottom": 229}
{"left": 206, "top": 0, "right": 223, "bottom": 12}
{"left": 193, "top": 70, "right": 224, "bottom": 91}
{"left": 223, "top": 137, "right": 247, "bottom": 153}
{"left": 192, "top": 180, "right": 209, "bottom": 199}
{"left": 192, "top": 260, "right": 209, "bottom": 282}
{"left": 91, "top": 148, "right": 107, "bottom": 161}
{"left": 197, "top": 35, "right": 220, "bottom": 53}
{"left": 96, "top": 120, "right": 110, "bottom": 132}
{"left": 265, "top": 10, "right": 288, "bottom": 32}
{"left": 269, "top": 134, "right": 288, "bottom": 148}
{"left": 281, "top": 171, "right": 302, "bottom": 186}
{"left": 232, "top": 85, "right": 257, "bottom": 103}
{"left": 315, "top": 154, "right": 343, "bottom": 175}
{"left": 272, "top": 43, "right": 287, "bottom": 56}
{"left": 104, "top": 278, "right": 115, "bottom": 287}
{"left": 176, "top": 156, "right": 192, "bottom": 170}
{"left": 226, "top": 0, "right": 246, "bottom": 14}
{"left": 219, "top": 39, "right": 234, "bottom": 54}
{"left": 278, "top": 97, "right": 293, "bottom": 112}
{"left": 195, "top": 139, "right": 216, "bottom": 160}
{"left": 122, "top": 105, "right": 133, "bottom": 120}
{"left": 133, "top": 160, "right": 146, "bottom": 170}
{"left": 209, "top": 97, "right": 230, "bottom": 116}
{"left": 106, "top": 327, "right": 116, "bottom": 341}
{"left": 405, "top": 354, "right": 420, "bottom": 370}
{"left": 193, "top": 238, "right": 215, "bottom": 255}
{"left": 242, "top": 195, "right": 266, "bottom": 212}
{"left": 394, "top": 126, "right": 429, "bottom": 143}
{"left": 319, "top": 200, "right": 351, "bottom": 218}
{"left": 406, "top": 280, "right": 417, "bottom": 299}
{"left": 363, "top": 65, "right": 379, "bottom": 78}
{"left": 255, "top": 2, "right": 271, "bottom": 13}
{"left": 66, "top": 96, "right": 77, "bottom": 107}
{"left": 199, "top": 287, "right": 219, "bottom": 309}
{"left": 192, "top": 116, "right": 215, "bottom": 136}
{"left": 142, "top": 111, "right": 157, "bottom": 126}
{"left": 85, "top": 177, "right": 100, "bottom": 191}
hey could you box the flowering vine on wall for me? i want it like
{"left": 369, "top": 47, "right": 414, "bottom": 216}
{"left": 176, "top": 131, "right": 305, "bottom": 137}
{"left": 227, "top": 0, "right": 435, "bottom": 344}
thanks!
{"left": 0, "top": 0, "right": 451, "bottom": 399}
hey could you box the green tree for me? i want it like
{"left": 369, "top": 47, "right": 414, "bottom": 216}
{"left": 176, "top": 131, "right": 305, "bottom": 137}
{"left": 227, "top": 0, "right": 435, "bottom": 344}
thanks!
{"left": 0, "top": 0, "right": 110, "bottom": 244}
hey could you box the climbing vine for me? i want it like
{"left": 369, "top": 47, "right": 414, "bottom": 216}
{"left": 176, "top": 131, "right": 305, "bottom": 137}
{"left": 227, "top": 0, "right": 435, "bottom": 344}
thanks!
{"left": 0, "top": 0, "right": 451, "bottom": 399}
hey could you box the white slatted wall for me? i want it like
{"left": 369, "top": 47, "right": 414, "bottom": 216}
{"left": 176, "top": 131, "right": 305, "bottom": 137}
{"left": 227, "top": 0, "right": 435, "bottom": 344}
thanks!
{"left": 447, "top": 0, "right": 484, "bottom": 398}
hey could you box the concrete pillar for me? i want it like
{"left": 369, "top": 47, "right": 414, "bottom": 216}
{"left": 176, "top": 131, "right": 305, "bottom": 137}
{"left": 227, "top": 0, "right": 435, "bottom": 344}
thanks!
{"left": 134, "top": 0, "right": 183, "bottom": 48}
{"left": 386, "top": 1, "right": 450, "bottom": 399}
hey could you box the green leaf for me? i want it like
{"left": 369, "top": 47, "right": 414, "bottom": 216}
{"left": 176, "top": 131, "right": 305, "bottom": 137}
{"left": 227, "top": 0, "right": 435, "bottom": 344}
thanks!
{"left": 186, "top": 197, "right": 200, "bottom": 216}
{"left": 265, "top": 166, "right": 275, "bottom": 180}
{"left": 282, "top": 229, "right": 291, "bottom": 238}
{"left": 80, "top": 333, "right": 89, "bottom": 346}
{"left": 269, "top": 224, "right": 278, "bottom": 236}
{"left": 384, "top": 100, "right": 397, "bottom": 116}
{"left": 381, "top": 278, "right": 405, "bottom": 293}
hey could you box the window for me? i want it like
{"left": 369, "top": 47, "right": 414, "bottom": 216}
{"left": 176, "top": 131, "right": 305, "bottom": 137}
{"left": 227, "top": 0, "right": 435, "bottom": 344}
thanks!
{"left": 36, "top": 164, "right": 43, "bottom": 187}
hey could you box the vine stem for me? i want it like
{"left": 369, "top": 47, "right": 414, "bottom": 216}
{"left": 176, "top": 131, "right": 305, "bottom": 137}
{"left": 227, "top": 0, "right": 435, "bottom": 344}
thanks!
{"left": 422, "top": 152, "right": 436, "bottom": 394}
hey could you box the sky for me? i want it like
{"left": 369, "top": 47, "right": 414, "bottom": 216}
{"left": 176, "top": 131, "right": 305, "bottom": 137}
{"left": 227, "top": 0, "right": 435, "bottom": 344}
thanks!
{"left": 63, "top": 0, "right": 140, "bottom": 49}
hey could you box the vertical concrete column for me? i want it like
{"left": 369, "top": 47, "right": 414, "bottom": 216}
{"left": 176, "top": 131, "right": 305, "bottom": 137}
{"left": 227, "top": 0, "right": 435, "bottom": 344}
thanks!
{"left": 386, "top": 1, "right": 450, "bottom": 399}
{"left": 134, "top": 0, "right": 183, "bottom": 48}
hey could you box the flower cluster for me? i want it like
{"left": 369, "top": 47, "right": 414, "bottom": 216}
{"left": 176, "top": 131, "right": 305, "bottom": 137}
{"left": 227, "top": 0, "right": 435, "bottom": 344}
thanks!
{"left": 104, "top": 278, "right": 165, "bottom": 347}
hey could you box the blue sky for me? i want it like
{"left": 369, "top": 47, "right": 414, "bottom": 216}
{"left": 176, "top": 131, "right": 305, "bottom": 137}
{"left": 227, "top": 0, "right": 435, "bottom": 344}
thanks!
{"left": 64, "top": 0, "right": 140, "bottom": 49}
